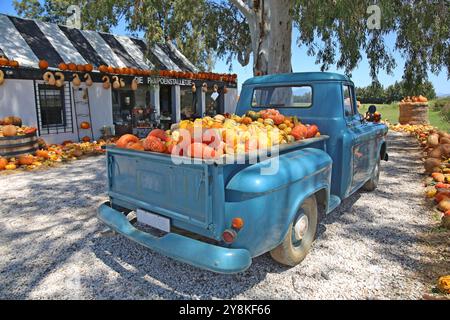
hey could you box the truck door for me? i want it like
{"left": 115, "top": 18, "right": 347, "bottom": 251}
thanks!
{"left": 342, "top": 84, "right": 377, "bottom": 194}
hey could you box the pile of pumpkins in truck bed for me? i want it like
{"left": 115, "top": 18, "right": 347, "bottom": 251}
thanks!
{"left": 115, "top": 109, "right": 321, "bottom": 159}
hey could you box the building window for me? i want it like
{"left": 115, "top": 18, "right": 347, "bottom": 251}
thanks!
{"left": 34, "top": 82, "right": 74, "bottom": 135}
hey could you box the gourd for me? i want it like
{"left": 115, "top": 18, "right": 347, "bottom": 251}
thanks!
{"left": 72, "top": 74, "right": 81, "bottom": 87}
{"left": 84, "top": 64, "right": 93, "bottom": 72}
{"left": 112, "top": 76, "right": 120, "bottom": 89}
{"left": 80, "top": 121, "right": 90, "bottom": 129}
{"left": 291, "top": 124, "right": 308, "bottom": 141}
{"left": 202, "top": 82, "right": 208, "bottom": 93}
{"left": 98, "top": 65, "right": 108, "bottom": 73}
{"left": 9, "top": 60, "right": 19, "bottom": 68}
{"left": 84, "top": 73, "right": 93, "bottom": 87}
{"left": 18, "top": 155, "right": 34, "bottom": 166}
{"left": 128, "top": 142, "right": 145, "bottom": 151}
{"left": 102, "top": 76, "right": 111, "bottom": 89}
{"left": 120, "top": 78, "right": 125, "bottom": 88}
{"left": 0, "top": 70, "right": 4, "bottom": 85}
{"left": 2, "top": 125, "right": 17, "bottom": 137}
{"left": 43, "top": 72, "right": 56, "bottom": 86}
{"left": 35, "top": 150, "right": 49, "bottom": 159}
{"left": 39, "top": 60, "right": 49, "bottom": 69}
{"left": 5, "top": 163, "right": 16, "bottom": 170}
{"left": 143, "top": 135, "right": 167, "bottom": 153}
{"left": 55, "top": 72, "right": 65, "bottom": 88}
{"left": 192, "top": 83, "right": 196, "bottom": 93}
{"left": 0, "top": 157, "right": 7, "bottom": 170}
{"left": 131, "top": 77, "right": 138, "bottom": 91}
{"left": 81, "top": 136, "right": 91, "bottom": 142}
{"left": 148, "top": 129, "right": 169, "bottom": 142}
{"left": 116, "top": 134, "right": 139, "bottom": 148}
{"left": 0, "top": 56, "right": 8, "bottom": 66}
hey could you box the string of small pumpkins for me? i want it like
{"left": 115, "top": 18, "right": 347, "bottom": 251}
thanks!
{"left": 0, "top": 56, "right": 20, "bottom": 86}
{"left": 400, "top": 95, "right": 429, "bottom": 103}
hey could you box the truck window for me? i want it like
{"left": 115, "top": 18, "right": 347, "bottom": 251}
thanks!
{"left": 252, "top": 86, "right": 312, "bottom": 108}
{"left": 343, "top": 85, "right": 355, "bottom": 117}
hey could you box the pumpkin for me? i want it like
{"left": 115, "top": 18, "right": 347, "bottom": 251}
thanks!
{"left": 0, "top": 56, "right": 8, "bottom": 66}
{"left": 291, "top": 124, "right": 308, "bottom": 141}
{"left": 24, "top": 127, "right": 37, "bottom": 135}
{"left": 18, "top": 154, "right": 34, "bottom": 166}
{"left": 148, "top": 129, "right": 169, "bottom": 142}
{"left": 98, "top": 65, "right": 108, "bottom": 73}
{"left": 3, "top": 116, "right": 22, "bottom": 126}
{"left": 9, "top": 60, "right": 19, "bottom": 68}
{"left": 68, "top": 63, "right": 77, "bottom": 71}
{"left": 432, "top": 172, "right": 445, "bottom": 183}
{"left": 107, "top": 66, "right": 114, "bottom": 73}
{"left": 418, "top": 95, "right": 428, "bottom": 103}
{"left": 81, "top": 136, "right": 91, "bottom": 142}
{"left": 116, "top": 134, "right": 139, "bottom": 148}
{"left": 71, "top": 147, "right": 83, "bottom": 157}
{"left": 440, "top": 137, "right": 450, "bottom": 145}
{"left": 5, "top": 163, "right": 16, "bottom": 170}
{"left": 143, "top": 135, "right": 167, "bottom": 153}
{"left": 0, "top": 157, "right": 7, "bottom": 170}
{"left": 2, "top": 125, "right": 17, "bottom": 137}
{"left": 58, "top": 63, "right": 68, "bottom": 70}
{"left": 127, "top": 141, "right": 145, "bottom": 151}
{"left": 39, "top": 60, "right": 49, "bottom": 69}
{"left": 424, "top": 158, "right": 442, "bottom": 174}
{"left": 306, "top": 125, "right": 319, "bottom": 138}
{"left": 76, "top": 64, "right": 85, "bottom": 72}
{"left": 427, "top": 134, "right": 440, "bottom": 147}
{"left": 35, "top": 150, "right": 49, "bottom": 159}
{"left": 84, "top": 64, "right": 94, "bottom": 72}
{"left": 438, "top": 199, "right": 450, "bottom": 212}
{"left": 241, "top": 117, "right": 253, "bottom": 125}
{"left": 438, "top": 275, "right": 450, "bottom": 294}
{"left": 80, "top": 121, "right": 91, "bottom": 129}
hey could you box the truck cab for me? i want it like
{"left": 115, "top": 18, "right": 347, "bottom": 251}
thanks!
{"left": 98, "top": 72, "right": 388, "bottom": 273}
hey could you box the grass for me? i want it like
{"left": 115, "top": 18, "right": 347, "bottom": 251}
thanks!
{"left": 360, "top": 101, "right": 450, "bottom": 132}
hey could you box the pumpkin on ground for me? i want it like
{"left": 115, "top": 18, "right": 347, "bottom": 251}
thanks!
{"left": 0, "top": 157, "right": 7, "bottom": 170}
{"left": 438, "top": 276, "right": 450, "bottom": 294}
{"left": 5, "top": 163, "right": 16, "bottom": 170}
{"left": 35, "top": 150, "right": 49, "bottom": 159}
{"left": 18, "top": 155, "right": 34, "bottom": 166}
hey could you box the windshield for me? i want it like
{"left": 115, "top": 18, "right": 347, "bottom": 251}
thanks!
{"left": 251, "top": 86, "right": 312, "bottom": 108}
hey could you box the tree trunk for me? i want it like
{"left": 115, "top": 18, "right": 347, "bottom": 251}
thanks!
{"left": 232, "top": 0, "right": 293, "bottom": 76}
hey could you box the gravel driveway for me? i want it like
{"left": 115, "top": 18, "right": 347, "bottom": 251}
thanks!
{"left": 0, "top": 132, "right": 440, "bottom": 299}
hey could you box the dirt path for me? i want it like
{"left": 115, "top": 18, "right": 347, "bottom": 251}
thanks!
{"left": 0, "top": 132, "right": 444, "bottom": 299}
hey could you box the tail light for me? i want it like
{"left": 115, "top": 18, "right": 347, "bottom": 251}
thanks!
{"left": 222, "top": 229, "right": 237, "bottom": 244}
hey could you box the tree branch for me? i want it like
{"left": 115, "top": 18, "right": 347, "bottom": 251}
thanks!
{"left": 229, "top": 0, "right": 253, "bottom": 20}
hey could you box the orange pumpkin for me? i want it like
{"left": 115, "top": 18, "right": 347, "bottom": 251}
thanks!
{"left": 18, "top": 154, "right": 34, "bottom": 166}
{"left": 107, "top": 66, "right": 114, "bottom": 74}
{"left": 81, "top": 136, "right": 91, "bottom": 142}
{"left": 128, "top": 141, "right": 145, "bottom": 151}
{"left": 68, "top": 63, "right": 77, "bottom": 71}
{"left": 2, "top": 125, "right": 17, "bottom": 137}
{"left": 116, "top": 134, "right": 139, "bottom": 148}
{"left": 98, "top": 65, "right": 108, "bottom": 73}
{"left": 291, "top": 124, "right": 308, "bottom": 141}
{"left": 0, "top": 57, "right": 8, "bottom": 66}
{"left": 58, "top": 63, "right": 68, "bottom": 71}
{"left": 84, "top": 64, "right": 94, "bottom": 72}
{"left": 0, "top": 157, "right": 7, "bottom": 170}
{"left": 80, "top": 121, "right": 91, "bottom": 129}
{"left": 76, "top": 64, "right": 86, "bottom": 72}
{"left": 143, "top": 135, "right": 167, "bottom": 153}
{"left": 39, "top": 60, "right": 49, "bottom": 70}
{"left": 9, "top": 60, "right": 19, "bottom": 68}
{"left": 35, "top": 150, "right": 49, "bottom": 159}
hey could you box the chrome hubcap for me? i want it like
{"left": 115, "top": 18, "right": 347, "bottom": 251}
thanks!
{"left": 294, "top": 214, "right": 309, "bottom": 241}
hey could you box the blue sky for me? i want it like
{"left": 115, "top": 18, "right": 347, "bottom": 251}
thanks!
{"left": 1, "top": 1, "right": 449, "bottom": 95}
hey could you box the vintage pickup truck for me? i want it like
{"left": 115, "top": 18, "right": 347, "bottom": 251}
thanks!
{"left": 98, "top": 72, "right": 388, "bottom": 273}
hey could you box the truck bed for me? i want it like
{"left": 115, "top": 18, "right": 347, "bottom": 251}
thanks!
{"left": 105, "top": 136, "right": 329, "bottom": 240}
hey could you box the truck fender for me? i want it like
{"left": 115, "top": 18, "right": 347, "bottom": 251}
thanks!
{"left": 225, "top": 148, "right": 333, "bottom": 202}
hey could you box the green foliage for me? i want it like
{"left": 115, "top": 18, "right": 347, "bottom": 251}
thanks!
{"left": 12, "top": 0, "right": 450, "bottom": 88}
{"left": 356, "top": 80, "right": 436, "bottom": 104}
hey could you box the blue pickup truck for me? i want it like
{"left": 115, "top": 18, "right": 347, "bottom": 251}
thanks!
{"left": 98, "top": 72, "right": 388, "bottom": 273}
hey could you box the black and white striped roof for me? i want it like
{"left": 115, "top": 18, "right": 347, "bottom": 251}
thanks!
{"left": 0, "top": 14, "right": 198, "bottom": 72}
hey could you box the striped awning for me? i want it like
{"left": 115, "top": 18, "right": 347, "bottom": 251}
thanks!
{"left": 0, "top": 14, "right": 198, "bottom": 73}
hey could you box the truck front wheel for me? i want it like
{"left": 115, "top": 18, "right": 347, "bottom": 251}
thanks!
{"left": 270, "top": 196, "right": 318, "bottom": 267}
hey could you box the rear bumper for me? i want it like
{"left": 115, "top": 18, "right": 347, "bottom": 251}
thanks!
{"left": 97, "top": 203, "right": 252, "bottom": 274}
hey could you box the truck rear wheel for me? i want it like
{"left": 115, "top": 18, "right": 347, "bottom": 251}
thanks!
{"left": 363, "top": 158, "right": 380, "bottom": 192}
{"left": 270, "top": 196, "right": 318, "bottom": 267}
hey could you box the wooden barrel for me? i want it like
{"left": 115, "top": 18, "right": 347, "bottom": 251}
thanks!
{"left": 0, "top": 133, "right": 38, "bottom": 157}
{"left": 398, "top": 102, "right": 429, "bottom": 125}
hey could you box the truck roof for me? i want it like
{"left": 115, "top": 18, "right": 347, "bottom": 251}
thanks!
{"left": 243, "top": 72, "right": 352, "bottom": 86}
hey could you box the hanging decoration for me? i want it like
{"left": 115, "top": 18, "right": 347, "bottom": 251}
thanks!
{"left": 84, "top": 73, "right": 93, "bottom": 87}
{"left": 43, "top": 72, "right": 56, "bottom": 86}
{"left": 0, "top": 70, "right": 4, "bottom": 86}
{"left": 102, "top": 76, "right": 111, "bottom": 89}
{"left": 112, "top": 76, "right": 120, "bottom": 90}
{"left": 55, "top": 72, "right": 65, "bottom": 88}
{"left": 72, "top": 74, "right": 81, "bottom": 87}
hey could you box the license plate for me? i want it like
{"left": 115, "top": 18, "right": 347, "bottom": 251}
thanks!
{"left": 136, "top": 209, "right": 170, "bottom": 233}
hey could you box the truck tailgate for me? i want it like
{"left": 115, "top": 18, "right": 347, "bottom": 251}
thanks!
{"left": 107, "top": 147, "right": 214, "bottom": 232}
